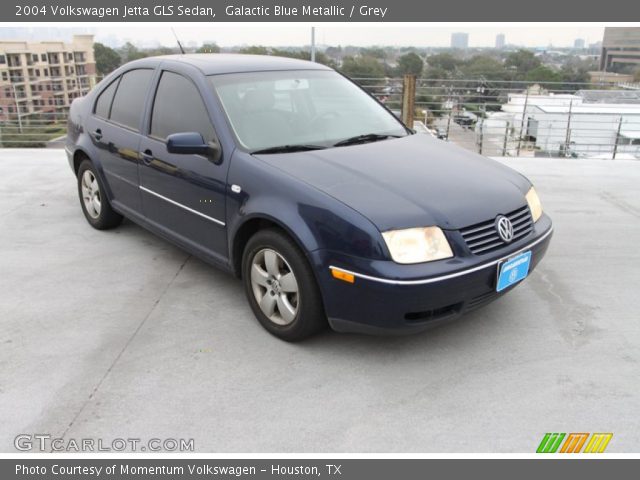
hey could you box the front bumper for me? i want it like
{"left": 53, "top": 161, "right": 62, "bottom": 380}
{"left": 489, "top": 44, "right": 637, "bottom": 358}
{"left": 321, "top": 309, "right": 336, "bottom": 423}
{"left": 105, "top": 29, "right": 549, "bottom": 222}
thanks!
{"left": 310, "top": 214, "right": 553, "bottom": 334}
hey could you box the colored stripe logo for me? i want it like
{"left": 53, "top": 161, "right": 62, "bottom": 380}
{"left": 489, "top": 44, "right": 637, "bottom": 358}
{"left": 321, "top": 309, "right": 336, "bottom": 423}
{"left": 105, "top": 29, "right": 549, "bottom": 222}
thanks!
{"left": 537, "top": 433, "right": 613, "bottom": 453}
{"left": 584, "top": 433, "right": 613, "bottom": 453}
{"left": 537, "top": 433, "right": 565, "bottom": 453}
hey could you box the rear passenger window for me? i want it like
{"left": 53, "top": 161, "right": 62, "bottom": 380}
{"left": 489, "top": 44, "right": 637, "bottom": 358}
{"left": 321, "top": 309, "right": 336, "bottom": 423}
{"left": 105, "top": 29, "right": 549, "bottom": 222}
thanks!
{"left": 94, "top": 77, "right": 119, "bottom": 119}
{"left": 109, "top": 69, "right": 153, "bottom": 131}
{"left": 150, "top": 71, "right": 215, "bottom": 142}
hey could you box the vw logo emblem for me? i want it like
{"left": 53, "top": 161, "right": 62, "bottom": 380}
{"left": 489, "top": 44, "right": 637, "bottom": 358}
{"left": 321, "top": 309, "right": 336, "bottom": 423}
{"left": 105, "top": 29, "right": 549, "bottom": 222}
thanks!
{"left": 496, "top": 216, "right": 514, "bottom": 243}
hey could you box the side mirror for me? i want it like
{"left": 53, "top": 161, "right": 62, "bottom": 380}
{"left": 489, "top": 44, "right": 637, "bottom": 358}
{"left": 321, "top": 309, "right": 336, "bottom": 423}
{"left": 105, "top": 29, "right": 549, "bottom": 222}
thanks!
{"left": 166, "top": 132, "right": 222, "bottom": 164}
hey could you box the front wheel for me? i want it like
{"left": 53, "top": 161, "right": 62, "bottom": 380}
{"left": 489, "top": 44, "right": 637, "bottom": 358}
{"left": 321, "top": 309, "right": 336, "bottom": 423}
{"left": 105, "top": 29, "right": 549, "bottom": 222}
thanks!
{"left": 242, "top": 229, "right": 327, "bottom": 341}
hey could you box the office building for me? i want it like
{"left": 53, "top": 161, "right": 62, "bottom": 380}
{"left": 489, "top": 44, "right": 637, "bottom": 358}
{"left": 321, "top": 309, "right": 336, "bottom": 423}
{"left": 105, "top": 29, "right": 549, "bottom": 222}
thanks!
{"left": 600, "top": 27, "right": 640, "bottom": 71}
{"left": 451, "top": 32, "right": 469, "bottom": 50}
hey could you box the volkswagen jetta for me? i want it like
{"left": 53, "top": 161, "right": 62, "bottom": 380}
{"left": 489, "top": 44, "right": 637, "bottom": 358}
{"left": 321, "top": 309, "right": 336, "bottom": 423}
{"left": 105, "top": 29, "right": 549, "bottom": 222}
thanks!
{"left": 66, "top": 54, "right": 553, "bottom": 341}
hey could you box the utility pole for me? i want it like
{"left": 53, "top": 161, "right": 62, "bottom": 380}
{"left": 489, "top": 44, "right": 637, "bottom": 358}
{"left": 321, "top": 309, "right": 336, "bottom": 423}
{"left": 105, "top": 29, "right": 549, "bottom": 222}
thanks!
{"left": 564, "top": 99, "right": 573, "bottom": 157}
{"left": 401, "top": 74, "right": 416, "bottom": 128}
{"left": 310, "top": 27, "right": 316, "bottom": 62}
{"left": 503, "top": 122, "right": 510, "bottom": 156}
{"left": 613, "top": 116, "right": 623, "bottom": 160}
{"left": 516, "top": 89, "right": 529, "bottom": 157}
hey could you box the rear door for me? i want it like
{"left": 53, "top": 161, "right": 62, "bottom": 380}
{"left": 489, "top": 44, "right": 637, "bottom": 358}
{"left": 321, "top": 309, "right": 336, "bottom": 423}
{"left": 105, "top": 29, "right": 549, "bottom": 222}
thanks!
{"left": 138, "top": 69, "right": 228, "bottom": 263}
{"left": 85, "top": 68, "right": 155, "bottom": 216}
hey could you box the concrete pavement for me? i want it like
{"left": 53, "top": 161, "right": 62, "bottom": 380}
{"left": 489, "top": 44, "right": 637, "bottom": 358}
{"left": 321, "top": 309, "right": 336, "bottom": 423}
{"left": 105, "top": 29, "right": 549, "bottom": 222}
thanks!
{"left": 0, "top": 149, "right": 638, "bottom": 452}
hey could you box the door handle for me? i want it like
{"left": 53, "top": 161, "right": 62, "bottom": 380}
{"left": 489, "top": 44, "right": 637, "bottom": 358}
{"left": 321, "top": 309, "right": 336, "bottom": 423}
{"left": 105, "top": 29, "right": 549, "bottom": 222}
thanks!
{"left": 140, "top": 149, "right": 154, "bottom": 164}
{"left": 91, "top": 128, "right": 102, "bottom": 141}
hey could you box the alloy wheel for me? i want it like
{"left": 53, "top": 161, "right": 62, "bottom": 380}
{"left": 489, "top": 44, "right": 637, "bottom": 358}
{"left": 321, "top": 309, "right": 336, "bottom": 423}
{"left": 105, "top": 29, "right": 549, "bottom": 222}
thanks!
{"left": 250, "top": 248, "right": 299, "bottom": 325}
{"left": 81, "top": 170, "right": 101, "bottom": 219}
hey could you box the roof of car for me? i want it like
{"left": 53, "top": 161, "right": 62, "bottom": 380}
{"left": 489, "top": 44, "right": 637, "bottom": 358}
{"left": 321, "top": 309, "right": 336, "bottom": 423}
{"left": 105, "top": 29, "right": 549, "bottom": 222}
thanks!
{"left": 146, "top": 53, "right": 332, "bottom": 75}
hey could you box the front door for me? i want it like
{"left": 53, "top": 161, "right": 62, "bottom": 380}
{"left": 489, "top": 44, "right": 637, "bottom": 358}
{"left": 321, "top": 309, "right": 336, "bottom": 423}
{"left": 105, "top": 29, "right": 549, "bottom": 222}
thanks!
{"left": 138, "top": 70, "right": 228, "bottom": 263}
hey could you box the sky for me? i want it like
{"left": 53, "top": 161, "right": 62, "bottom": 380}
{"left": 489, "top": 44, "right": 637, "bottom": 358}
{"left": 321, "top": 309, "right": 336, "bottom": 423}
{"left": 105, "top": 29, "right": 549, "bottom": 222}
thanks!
{"left": 0, "top": 25, "right": 606, "bottom": 49}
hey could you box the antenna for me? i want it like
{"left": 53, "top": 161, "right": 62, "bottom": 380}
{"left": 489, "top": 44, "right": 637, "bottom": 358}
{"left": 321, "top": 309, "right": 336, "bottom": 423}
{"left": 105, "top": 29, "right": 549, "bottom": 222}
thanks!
{"left": 171, "top": 27, "right": 186, "bottom": 54}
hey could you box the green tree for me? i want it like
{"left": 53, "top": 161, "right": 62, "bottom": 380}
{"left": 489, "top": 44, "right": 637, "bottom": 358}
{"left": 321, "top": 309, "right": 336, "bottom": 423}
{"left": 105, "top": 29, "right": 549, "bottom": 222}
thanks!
{"left": 505, "top": 49, "right": 541, "bottom": 74}
{"left": 270, "top": 49, "right": 336, "bottom": 68}
{"left": 460, "top": 55, "right": 506, "bottom": 80}
{"left": 525, "top": 65, "right": 562, "bottom": 84}
{"left": 147, "top": 46, "right": 175, "bottom": 56}
{"left": 360, "top": 47, "right": 387, "bottom": 60}
{"left": 339, "top": 56, "right": 385, "bottom": 83}
{"left": 93, "top": 42, "right": 121, "bottom": 75}
{"left": 426, "top": 53, "right": 462, "bottom": 72}
{"left": 422, "top": 66, "right": 450, "bottom": 80}
{"left": 197, "top": 43, "right": 221, "bottom": 54}
{"left": 119, "top": 42, "right": 147, "bottom": 63}
{"left": 325, "top": 46, "right": 343, "bottom": 59}
{"left": 239, "top": 46, "right": 269, "bottom": 55}
{"left": 397, "top": 52, "right": 424, "bottom": 76}
{"left": 559, "top": 65, "right": 589, "bottom": 87}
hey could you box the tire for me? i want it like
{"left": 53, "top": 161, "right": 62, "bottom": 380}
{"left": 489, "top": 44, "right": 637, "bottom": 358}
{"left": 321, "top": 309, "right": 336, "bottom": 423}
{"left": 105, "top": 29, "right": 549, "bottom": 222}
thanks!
{"left": 77, "top": 159, "right": 123, "bottom": 230}
{"left": 242, "top": 228, "right": 327, "bottom": 341}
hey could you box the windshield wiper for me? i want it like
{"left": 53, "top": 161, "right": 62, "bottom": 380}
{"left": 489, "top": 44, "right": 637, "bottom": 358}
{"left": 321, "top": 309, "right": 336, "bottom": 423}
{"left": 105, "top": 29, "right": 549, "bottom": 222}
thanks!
{"left": 251, "top": 144, "right": 327, "bottom": 154}
{"left": 333, "top": 133, "right": 402, "bottom": 147}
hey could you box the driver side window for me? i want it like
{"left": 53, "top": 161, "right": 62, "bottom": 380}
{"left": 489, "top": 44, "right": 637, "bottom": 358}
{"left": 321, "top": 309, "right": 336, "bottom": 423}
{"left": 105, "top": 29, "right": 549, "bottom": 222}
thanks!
{"left": 150, "top": 71, "right": 216, "bottom": 143}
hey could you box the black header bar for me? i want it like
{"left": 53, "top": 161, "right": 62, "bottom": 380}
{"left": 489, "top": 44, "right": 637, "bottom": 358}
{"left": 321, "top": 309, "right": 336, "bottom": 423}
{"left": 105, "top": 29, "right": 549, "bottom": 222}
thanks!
{"left": 5, "top": 1, "right": 640, "bottom": 22}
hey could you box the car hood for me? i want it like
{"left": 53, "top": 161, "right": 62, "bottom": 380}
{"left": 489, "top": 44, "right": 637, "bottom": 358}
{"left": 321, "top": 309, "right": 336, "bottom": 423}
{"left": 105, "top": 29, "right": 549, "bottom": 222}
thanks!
{"left": 254, "top": 134, "right": 531, "bottom": 231}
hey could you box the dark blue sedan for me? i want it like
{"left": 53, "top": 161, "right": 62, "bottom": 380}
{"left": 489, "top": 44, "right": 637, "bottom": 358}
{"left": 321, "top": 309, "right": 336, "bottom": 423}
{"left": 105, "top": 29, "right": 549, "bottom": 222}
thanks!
{"left": 66, "top": 54, "right": 552, "bottom": 341}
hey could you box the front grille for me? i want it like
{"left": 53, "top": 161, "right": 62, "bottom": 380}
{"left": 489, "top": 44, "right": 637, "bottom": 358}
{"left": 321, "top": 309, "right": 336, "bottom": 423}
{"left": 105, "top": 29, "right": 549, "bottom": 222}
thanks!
{"left": 459, "top": 206, "right": 533, "bottom": 255}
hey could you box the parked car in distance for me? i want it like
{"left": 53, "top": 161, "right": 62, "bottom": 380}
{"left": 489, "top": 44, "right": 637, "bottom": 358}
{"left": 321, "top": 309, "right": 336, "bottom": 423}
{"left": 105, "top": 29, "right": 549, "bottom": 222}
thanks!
{"left": 454, "top": 113, "right": 477, "bottom": 127}
{"left": 66, "top": 54, "right": 553, "bottom": 341}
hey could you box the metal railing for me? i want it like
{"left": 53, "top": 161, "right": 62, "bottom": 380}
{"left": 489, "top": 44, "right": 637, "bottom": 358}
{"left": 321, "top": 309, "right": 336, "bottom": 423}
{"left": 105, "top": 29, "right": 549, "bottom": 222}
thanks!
{"left": 351, "top": 77, "right": 640, "bottom": 160}
{"left": 0, "top": 73, "right": 100, "bottom": 147}
{"left": 1, "top": 74, "right": 640, "bottom": 158}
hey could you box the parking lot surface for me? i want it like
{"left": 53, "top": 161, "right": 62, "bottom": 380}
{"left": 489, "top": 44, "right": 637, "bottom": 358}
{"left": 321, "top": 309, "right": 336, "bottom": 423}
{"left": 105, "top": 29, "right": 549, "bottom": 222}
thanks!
{"left": 0, "top": 149, "right": 638, "bottom": 452}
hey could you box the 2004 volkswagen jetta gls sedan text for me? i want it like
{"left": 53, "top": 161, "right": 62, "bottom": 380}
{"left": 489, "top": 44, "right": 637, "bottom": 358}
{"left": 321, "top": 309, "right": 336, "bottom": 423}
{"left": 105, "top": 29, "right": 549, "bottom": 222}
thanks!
{"left": 66, "top": 54, "right": 553, "bottom": 341}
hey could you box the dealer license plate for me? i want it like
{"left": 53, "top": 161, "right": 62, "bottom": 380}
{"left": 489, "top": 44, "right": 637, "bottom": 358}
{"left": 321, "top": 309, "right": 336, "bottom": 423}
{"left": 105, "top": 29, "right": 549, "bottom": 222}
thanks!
{"left": 496, "top": 251, "right": 532, "bottom": 292}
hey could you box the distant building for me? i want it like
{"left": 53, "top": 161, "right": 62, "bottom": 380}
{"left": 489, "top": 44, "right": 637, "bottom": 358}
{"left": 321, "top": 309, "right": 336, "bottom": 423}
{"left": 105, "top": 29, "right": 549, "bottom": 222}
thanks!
{"left": 451, "top": 32, "right": 469, "bottom": 50}
{"left": 0, "top": 34, "right": 97, "bottom": 122}
{"left": 588, "top": 41, "right": 602, "bottom": 50}
{"left": 588, "top": 71, "right": 635, "bottom": 86}
{"left": 600, "top": 27, "right": 640, "bottom": 71}
{"left": 574, "top": 38, "right": 585, "bottom": 49}
{"left": 482, "top": 89, "right": 640, "bottom": 158}
{"left": 496, "top": 34, "right": 506, "bottom": 49}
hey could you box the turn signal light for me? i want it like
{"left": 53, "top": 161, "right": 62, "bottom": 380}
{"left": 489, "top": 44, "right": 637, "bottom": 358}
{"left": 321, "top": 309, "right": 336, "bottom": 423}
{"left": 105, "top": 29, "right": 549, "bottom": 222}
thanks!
{"left": 330, "top": 268, "right": 355, "bottom": 284}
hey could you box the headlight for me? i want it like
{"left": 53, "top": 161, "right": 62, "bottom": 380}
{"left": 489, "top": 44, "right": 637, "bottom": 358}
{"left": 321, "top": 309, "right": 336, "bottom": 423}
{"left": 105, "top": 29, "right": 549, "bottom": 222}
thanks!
{"left": 382, "top": 227, "right": 453, "bottom": 264}
{"left": 526, "top": 187, "right": 543, "bottom": 223}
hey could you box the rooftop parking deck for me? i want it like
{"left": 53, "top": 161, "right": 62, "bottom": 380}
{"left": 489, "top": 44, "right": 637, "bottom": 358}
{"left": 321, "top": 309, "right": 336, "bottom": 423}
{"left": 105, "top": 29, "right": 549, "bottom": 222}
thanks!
{"left": 0, "top": 149, "right": 638, "bottom": 452}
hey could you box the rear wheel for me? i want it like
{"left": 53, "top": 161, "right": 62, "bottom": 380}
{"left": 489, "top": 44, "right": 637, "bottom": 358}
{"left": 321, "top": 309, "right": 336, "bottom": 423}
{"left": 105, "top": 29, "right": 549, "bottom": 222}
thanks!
{"left": 77, "top": 159, "right": 123, "bottom": 230}
{"left": 242, "top": 229, "right": 327, "bottom": 341}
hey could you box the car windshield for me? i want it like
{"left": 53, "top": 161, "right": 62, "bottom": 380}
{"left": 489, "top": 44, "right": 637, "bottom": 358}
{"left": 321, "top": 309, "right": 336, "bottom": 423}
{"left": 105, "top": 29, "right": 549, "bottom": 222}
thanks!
{"left": 209, "top": 70, "right": 408, "bottom": 152}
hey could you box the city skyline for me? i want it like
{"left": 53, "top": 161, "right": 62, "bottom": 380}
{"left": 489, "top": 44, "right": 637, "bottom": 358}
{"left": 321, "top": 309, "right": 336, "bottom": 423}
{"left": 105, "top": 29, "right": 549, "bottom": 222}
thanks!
{"left": 0, "top": 25, "right": 606, "bottom": 49}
